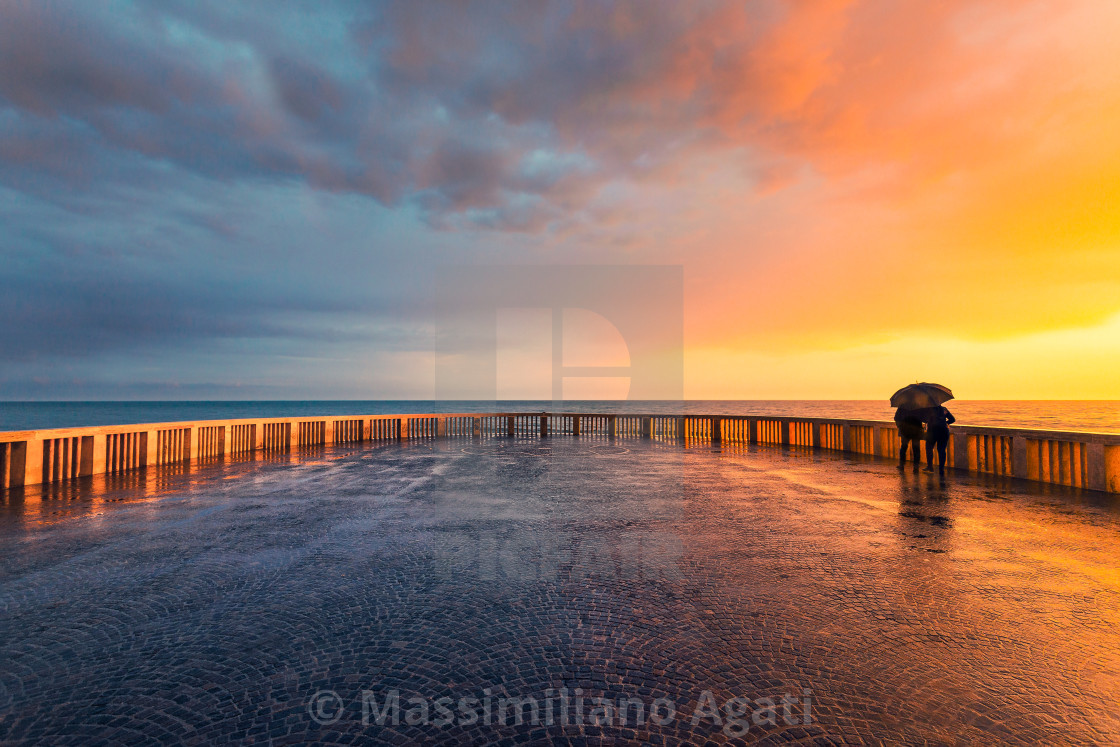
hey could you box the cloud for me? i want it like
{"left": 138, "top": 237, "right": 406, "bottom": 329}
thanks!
{"left": 2, "top": 0, "right": 1118, "bottom": 398}
{"left": 268, "top": 55, "right": 344, "bottom": 124}
{"left": 1, "top": 0, "right": 1094, "bottom": 228}
{"left": 0, "top": 1, "right": 199, "bottom": 116}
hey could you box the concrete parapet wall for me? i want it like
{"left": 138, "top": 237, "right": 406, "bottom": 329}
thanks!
{"left": 2, "top": 413, "right": 1119, "bottom": 494}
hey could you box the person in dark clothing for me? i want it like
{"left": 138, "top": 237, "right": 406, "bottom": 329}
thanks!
{"left": 924, "top": 405, "right": 956, "bottom": 471}
{"left": 894, "top": 407, "right": 925, "bottom": 467}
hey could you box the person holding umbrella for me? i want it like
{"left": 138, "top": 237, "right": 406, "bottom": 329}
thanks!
{"left": 889, "top": 383, "right": 954, "bottom": 470}
{"left": 924, "top": 402, "right": 956, "bottom": 472}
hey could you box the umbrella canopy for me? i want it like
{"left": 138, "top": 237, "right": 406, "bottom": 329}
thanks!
{"left": 890, "top": 382, "right": 954, "bottom": 410}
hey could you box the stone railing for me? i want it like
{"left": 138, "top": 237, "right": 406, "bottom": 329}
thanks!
{"left": 2, "top": 413, "right": 1118, "bottom": 494}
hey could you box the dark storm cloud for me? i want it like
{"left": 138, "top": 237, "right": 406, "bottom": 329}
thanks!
{"left": 3, "top": 1, "right": 1031, "bottom": 224}
{"left": 9, "top": 0, "right": 1012, "bottom": 396}
{"left": 1, "top": 2, "right": 391, "bottom": 204}
{"left": 0, "top": 0, "right": 719, "bottom": 396}
{"left": 0, "top": 1, "right": 202, "bottom": 116}
{"left": 0, "top": 1, "right": 756, "bottom": 229}
{"left": 268, "top": 56, "right": 344, "bottom": 124}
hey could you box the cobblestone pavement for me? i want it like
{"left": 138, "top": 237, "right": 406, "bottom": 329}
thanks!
{"left": 2, "top": 437, "right": 1119, "bottom": 745}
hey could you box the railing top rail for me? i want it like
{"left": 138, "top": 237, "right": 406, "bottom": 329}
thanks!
{"left": 0, "top": 413, "right": 484, "bottom": 442}
{"left": 3, "top": 412, "right": 1120, "bottom": 444}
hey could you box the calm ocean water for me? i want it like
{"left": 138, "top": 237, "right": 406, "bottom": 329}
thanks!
{"left": 1, "top": 400, "right": 1118, "bottom": 434}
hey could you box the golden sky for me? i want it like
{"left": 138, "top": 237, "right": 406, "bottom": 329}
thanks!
{"left": 656, "top": 0, "right": 1120, "bottom": 397}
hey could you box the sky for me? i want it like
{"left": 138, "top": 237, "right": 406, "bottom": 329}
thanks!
{"left": 2, "top": 0, "right": 1118, "bottom": 400}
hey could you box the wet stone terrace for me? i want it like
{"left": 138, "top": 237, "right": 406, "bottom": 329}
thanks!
{"left": 1, "top": 438, "right": 1119, "bottom": 745}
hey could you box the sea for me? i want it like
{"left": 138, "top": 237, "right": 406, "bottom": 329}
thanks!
{"left": 1, "top": 401, "right": 1119, "bottom": 434}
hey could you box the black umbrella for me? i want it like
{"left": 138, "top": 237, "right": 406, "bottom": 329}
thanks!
{"left": 890, "top": 382, "right": 954, "bottom": 410}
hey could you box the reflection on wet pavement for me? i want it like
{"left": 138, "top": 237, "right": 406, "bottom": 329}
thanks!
{"left": 2, "top": 438, "right": 1118, "bottom": 744}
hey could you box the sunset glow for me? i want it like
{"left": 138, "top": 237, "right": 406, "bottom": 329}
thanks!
{"left": 2, "top": 1, "right": 1118, "bottom": 398}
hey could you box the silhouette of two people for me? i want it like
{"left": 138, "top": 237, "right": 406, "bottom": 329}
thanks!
{"left": 895, "top": 405, "right": 956, "bottom": 471}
